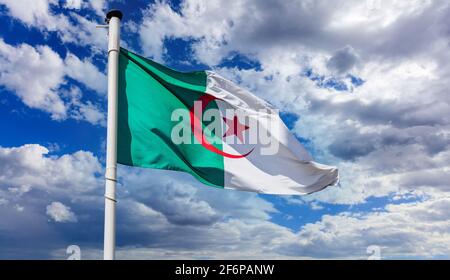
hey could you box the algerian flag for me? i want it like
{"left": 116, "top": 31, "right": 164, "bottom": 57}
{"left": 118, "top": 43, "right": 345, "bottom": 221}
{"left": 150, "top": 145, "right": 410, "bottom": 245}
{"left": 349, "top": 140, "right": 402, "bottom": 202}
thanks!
{"left": 117, "top": 48, "right": 339, "bottom": 195}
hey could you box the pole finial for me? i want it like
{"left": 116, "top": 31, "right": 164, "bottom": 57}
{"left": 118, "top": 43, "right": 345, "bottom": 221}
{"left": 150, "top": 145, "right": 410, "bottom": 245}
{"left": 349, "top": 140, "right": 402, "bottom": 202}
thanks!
{"left": 105, "top": 9, "right": 123, "bottom": 23}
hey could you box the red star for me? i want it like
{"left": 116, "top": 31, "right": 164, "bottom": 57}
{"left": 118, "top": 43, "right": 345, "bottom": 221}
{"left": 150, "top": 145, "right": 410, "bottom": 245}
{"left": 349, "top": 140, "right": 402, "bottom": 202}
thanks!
{"left": 222, "top": 115, "right": 249, "bottom": 143}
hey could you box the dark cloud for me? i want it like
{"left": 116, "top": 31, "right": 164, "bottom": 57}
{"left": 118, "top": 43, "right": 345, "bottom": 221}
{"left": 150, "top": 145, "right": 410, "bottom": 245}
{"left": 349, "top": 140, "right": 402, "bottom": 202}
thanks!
{"left": 327, "top": 125, "right": 449, "bottom": 161}
{"left": 327, "top": 46, "right": 359, "bottom": 74}
{"left": 309, "top": 97, "right": 450, "bottom": 129}
{"left": 397, "top": 170, "right": 450, "bottom": 191}
{"left": 368, "top": 2, "right": 450, "bottom": 59}
{"left": 131, "top": 182, "right": 220, "bottom": 226}
{"left": 328, "top": 136, "right": 376, "bottom": 161}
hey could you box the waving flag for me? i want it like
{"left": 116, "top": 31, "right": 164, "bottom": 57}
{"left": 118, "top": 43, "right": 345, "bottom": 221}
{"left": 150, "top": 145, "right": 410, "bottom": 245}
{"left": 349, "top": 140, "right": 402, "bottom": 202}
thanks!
{"left": 117, "top": 48, "right": 338, "bottom": 195}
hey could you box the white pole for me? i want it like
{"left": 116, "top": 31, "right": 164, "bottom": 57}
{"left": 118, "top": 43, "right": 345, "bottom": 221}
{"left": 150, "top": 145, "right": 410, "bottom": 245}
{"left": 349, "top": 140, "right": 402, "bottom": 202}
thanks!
{"left": 103, "top": 9, "right": 122, "bottom": 260}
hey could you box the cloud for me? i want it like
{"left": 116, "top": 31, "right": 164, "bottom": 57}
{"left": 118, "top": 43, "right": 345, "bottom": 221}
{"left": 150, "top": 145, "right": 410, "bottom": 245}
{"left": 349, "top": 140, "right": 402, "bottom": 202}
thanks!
{"left": 326, "top": 125, "right": 449, "bottom": 161}
{"left": 0, "top": 144, "right": 102, "bottom": 195}
{"left": 135, "top": 183, "right": 219, "bottom": 226}
{"left": 63, "top": 0, "right": 106, "bottom": 16}
{"left": 0, "top": 38, "right": 67, "bottom": 119}
{"left": 119, "top": 166, "right": 276, "bottom": 225}
{"left": 0, "top": 39, "right": 105, "bottom": 124}
{"left": 53, "top": 195, "right": 450, "bottom": 259}
{"left": 0, "top": 0, "right": 69, "bottom": 31}
{"left": 326, "top": 46, "right": 359, "bottom": 74}
{"left": 1, "top": 144, "right": 450, "bottom": 259}
{"left": 276, "top": 196, "right": 450, "bottom": 259}
{"left": 64, "top": 53, "right": 107, "bottom": 94}
{"left": 137, "top": 0, "right": 450, "bottom": 69}
{"left": 0, "top": 144, "right": 103, "bottom": 257}
{"left": 0, "top": 198, "right": 7, "bottom": 206}
{"left": 46, "top": 202, "right": 77, "bottom": 222}
{"left": 0, "top": 144, "right": 280, "bottom": 258}
{"left": 64, "top": 0, "right": 83, "bottom": 10}
{"left": 88, "top": 0, "right": 106, "bottom": 16}
{"left": 71, "top": 100, "right": 106, "bottom": 125}
{"left": 0, "top": 0, "right": 108, "bottom": 51}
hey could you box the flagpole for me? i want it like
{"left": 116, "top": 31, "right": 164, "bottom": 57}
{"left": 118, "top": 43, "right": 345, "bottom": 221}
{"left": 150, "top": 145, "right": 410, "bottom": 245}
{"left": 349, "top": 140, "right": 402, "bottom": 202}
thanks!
{"left": 103, "top": 9, "right": 122, "bottom": 260}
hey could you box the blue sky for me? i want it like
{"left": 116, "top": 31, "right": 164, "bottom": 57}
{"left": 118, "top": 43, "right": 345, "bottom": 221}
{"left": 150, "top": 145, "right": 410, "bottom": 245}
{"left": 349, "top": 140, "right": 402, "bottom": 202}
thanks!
{"left": 0, "top": 0, "right": 450, "bottom": 259}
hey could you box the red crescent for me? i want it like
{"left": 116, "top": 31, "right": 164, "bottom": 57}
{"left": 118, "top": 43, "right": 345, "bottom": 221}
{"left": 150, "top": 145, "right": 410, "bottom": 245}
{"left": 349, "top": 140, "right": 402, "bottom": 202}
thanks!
{"left": 189, "top": 94, "right": 253, "bottom": 159}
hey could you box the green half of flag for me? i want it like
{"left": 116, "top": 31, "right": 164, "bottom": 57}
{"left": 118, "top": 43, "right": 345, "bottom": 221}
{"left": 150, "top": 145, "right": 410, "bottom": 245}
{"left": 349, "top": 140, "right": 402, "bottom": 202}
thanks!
{"left": 117, "top": 47, "right": 225, "bottom": 188}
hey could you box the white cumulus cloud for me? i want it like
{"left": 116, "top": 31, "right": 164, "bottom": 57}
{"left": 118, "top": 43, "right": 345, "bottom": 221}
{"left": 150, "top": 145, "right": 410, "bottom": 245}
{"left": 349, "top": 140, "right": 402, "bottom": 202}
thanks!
{"left": 0, "top": 39, "right": 106, "bottom": 124}
{"left": 46, "top": 202, "right": 77, "bottom": 222}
